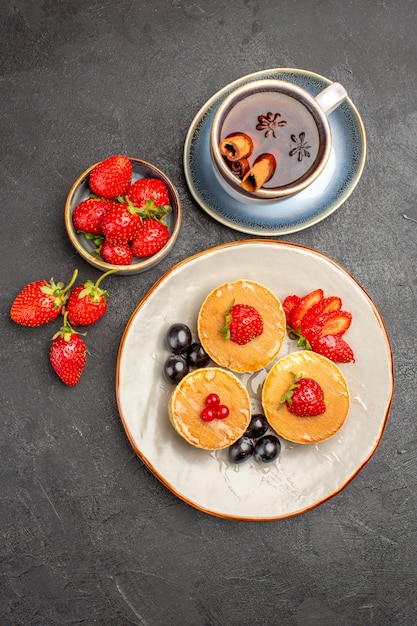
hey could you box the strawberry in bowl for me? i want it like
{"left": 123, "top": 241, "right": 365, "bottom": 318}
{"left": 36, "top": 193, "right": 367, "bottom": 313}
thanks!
{"left": 65, "top": 156, "right": 181, "bottom": 275}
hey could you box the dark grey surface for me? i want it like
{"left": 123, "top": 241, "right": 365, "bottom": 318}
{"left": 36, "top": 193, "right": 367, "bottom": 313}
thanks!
{"left": 1, "top": 1, "right": 416, "bottom": 624}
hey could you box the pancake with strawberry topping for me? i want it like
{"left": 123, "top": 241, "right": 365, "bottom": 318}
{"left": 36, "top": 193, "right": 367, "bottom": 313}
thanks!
{"left": 198, "top": 280, "right": 286, "bottom": 373}
{"left": 262, "top": 350, "right": 350, "bottom": 444}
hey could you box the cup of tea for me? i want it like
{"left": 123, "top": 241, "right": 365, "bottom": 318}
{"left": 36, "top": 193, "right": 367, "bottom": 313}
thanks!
{"left": 210, "top": 78, "right": 347, "bottom": 202}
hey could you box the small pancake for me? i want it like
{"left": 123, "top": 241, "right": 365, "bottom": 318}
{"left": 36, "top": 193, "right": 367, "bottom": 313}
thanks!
{"left": 262, "top": 350, "right": 350, "bottom": 444}
{"left": 198, "top": 279, "right": 286, "bottom": 373}
{"left": 168, "top": 367, "right": 251, "bottom": 450}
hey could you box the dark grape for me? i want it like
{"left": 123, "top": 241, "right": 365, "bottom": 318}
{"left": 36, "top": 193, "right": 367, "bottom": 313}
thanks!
{"left": 244, "top": 413, "right": 268, "bottom": 439}
{"left": 253, "top": 435, "right": 281, "bottom": 463}
{"left": 163, "top": 354, "right": 189, "bottom": 384}
{"left": 228, "top": 436, "right": 254, "bottom": 464}
{"left": 165, "top": 323, "right": 192, "bottom": 354}
{"left": 186, "top": 341, "right": 210, "bottom": 367}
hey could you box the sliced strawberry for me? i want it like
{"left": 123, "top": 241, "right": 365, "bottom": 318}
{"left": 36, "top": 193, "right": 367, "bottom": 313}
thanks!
{"left": 282, "top": 295, "right": 300, "bottom": 325}
{"left": 290, "top": 289, "right": 323, "bottom": 330}
{"left": 311, "top": 335, "right": 355, "bottom": 363}
{"left": 300, "top": 296, "right": 342, "bottom": 343}
{"left": 317, "top": 310, "right": 352, "bottom": 338}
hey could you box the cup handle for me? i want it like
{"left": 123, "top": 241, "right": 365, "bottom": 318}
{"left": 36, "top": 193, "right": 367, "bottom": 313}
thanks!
{"left": 315, "top": 82, "right": 347, "bottom": 115}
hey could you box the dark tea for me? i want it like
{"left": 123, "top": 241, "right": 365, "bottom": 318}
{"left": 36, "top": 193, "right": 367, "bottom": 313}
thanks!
{"left": 219, "top": 90, "right": 321, "bottom": 190}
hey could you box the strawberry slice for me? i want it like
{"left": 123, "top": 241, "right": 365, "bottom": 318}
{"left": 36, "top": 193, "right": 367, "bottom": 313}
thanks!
{"left": 290, "top": 289, "right": 323, "bottom": 330}
{"left": 300, "top": 296, "right": 342, "bottom": 343}
{"left": 317, "top": 310, "right": 352, "bottom": 338}
{"left": 311, "top": 335, "right": 355, "bottom": 363}
{"left": 282, "top": 295, "right": 300, "bottom": 325}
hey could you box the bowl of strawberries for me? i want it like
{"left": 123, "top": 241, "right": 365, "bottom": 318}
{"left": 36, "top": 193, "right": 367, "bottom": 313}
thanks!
{"left": 65, "top": 155, "right": 182, "bottom": 274}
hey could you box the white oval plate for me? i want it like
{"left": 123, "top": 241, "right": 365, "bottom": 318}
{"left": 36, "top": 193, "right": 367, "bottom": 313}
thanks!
{"left": 116, "top": 241, "right": 393, "bottom": 520}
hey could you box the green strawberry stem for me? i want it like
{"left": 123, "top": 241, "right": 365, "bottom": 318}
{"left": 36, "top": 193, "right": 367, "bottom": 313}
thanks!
{"left": 286, "top": 324, "right": 312, "bottom": 350}
{"left": 52, "top": 311, "right": 85, "bottom": 342}
{"left": 278, "top": 372, "right": 301, "bottom": 409}
{"left": 119, "top": 196, "right": 171, "bottom": 224}
{"left": 40, "top": 268, "right": 78, "bottom": 309}
{"left": 219, "top": 301, "right": 235, "bottom": 340}
{"left": 77, "top": 269, "right": 116, "bottom": 302}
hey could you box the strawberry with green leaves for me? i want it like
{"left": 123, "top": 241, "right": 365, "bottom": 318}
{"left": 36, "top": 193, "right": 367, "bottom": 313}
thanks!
{"left": 89, "top": 155, "right": 133, "bottom": 198}
{"left": 127, "top": 177, "right": 170, "bottom": 209}
{"left": 131, "top": 218, "right": 169, "bottom": 257}
{"left": 279, "top": 373, "right": 326, "bottom": 417}
{"left": 66, "top": 270, "right": 115, "bottom": 326}
{"left": 50, "top": 313, "right": 87, "bottom": 386}
{"left": 10, "top": 270, "right": 78, "bottom": 327}
{"left": 220, "top": 303, "right": 263, "bottom": 345}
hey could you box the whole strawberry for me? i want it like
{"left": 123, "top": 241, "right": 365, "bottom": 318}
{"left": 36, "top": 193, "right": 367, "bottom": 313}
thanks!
{"left": 50, "top": 313, "right": 86, "bottom": 386}
{"left": 131, "top": 218, "right": 169, "bottom": 257}
{"left": 89, "top": 155, "right": 132, "bottom": 198}
{"left": 280, "top": 373, "right": 326, "bottom": 417}
{"left": 100, "top": 240, "right": 133, "bottom": 265}
{"left": 220, "top": 303, "right": 263, "bottom": 345}
{"left": 101, "top": 201, "right": 140, "bottom": 244}
{"left": 126, "top": 177, "right": 171, "bottom": 210}
{"left": 72, "top": 198, "right": 116, "bottom": 235}
{"left": 10, "top": 269, "right": 78, "bottom": 327}
{"left": 66, "top": 270, "right": 115, "bottom": 326}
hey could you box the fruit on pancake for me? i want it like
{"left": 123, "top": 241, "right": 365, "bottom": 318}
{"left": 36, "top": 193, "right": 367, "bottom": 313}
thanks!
{"left": 168, "top": 367, "right": 251, "bottom": 450}
{"left": 220, "top": 303, "right": 263, "bottom": 345}
{"left": 262, "top": 350, "right": 350, "bottom": 444}
{"left": 198, "top": 280, "right": 286, "bottom": 373}
{"left": 279, "top": 373, "right": 326, "bottom": 417}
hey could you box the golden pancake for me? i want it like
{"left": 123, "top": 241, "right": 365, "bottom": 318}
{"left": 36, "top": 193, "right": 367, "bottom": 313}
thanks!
{"left": 197, "top": 279, "right": 286, "bottom": 373}
{"left": 168, "top": 367, "right": 251, "bottom": 450}
{"left": 262, "top": 350, "right": 350, "bottom": 444}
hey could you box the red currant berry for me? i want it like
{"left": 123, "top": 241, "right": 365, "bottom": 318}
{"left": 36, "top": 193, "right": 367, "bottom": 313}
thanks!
{"left": 216, "top": 405, "right": 230, "bottom": 419}
{"left": 201, "top": 407, "right": 216, "bottom": 422}
{"left": 205, "top": 393, "right": 220, "bottom": 408}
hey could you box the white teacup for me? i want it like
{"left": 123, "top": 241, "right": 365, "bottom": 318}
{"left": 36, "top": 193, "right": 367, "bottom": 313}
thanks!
{"left": 210, "top": 78, "right": 347, "bottom": 202}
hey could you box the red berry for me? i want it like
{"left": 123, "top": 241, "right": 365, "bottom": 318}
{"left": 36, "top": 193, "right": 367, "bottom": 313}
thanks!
{"left": 66, "top": 270, "right": 114, "bottom": 326}
{"left": 100, "top": 241, "right": 133, "bottom": 265}
{"left": 131, "top": 218, "right": 169, "bottom": 258}
{"left": 205, "top": 393, "right": 220, "bottom": 408}
{"left": 220, "top": 303, "right": 263, "bottom": 345}
{"left": 101, "top": 202, "right": 140, "bottom": 244}
{"left": 216, "top": 405, "right": 230, "bottom": 419}
{"left": 72, "top": 198, "right": 116, "bottom": 235}
{"left": 311, "top": 335, "right": 355, "bottom": 363}
{"left": 10, "top": 270, "right": 78, "bottom": 327}
{"left": 89, "top": 155, "right": 132, "bottom": 198}
{"left": 201, "top": 407, "right": 216, "bottom": 422}
{"left": 290, "top": 289, "right": 324, "bottom": 330}
{"left": 49, "top": 313, "right": 87, "bottom": 386}
{"left": 126, "top": 177, "right": 171, "bottom": 209}
{"left": 280, "top": 374, "right": 326, "bottom": 417}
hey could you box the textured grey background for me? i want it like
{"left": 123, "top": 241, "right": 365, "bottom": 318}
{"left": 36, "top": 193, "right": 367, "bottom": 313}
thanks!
{"left": 1, "top": 1, "right": 416, "bottom": 625}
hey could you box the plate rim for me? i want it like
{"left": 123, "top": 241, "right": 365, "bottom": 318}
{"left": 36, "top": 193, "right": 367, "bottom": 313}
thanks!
{"left": 116, "top": 240, "right": 394, "bottom": 521}
{"left": 183, "top": 67, "right": 367, "bottom": 236}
